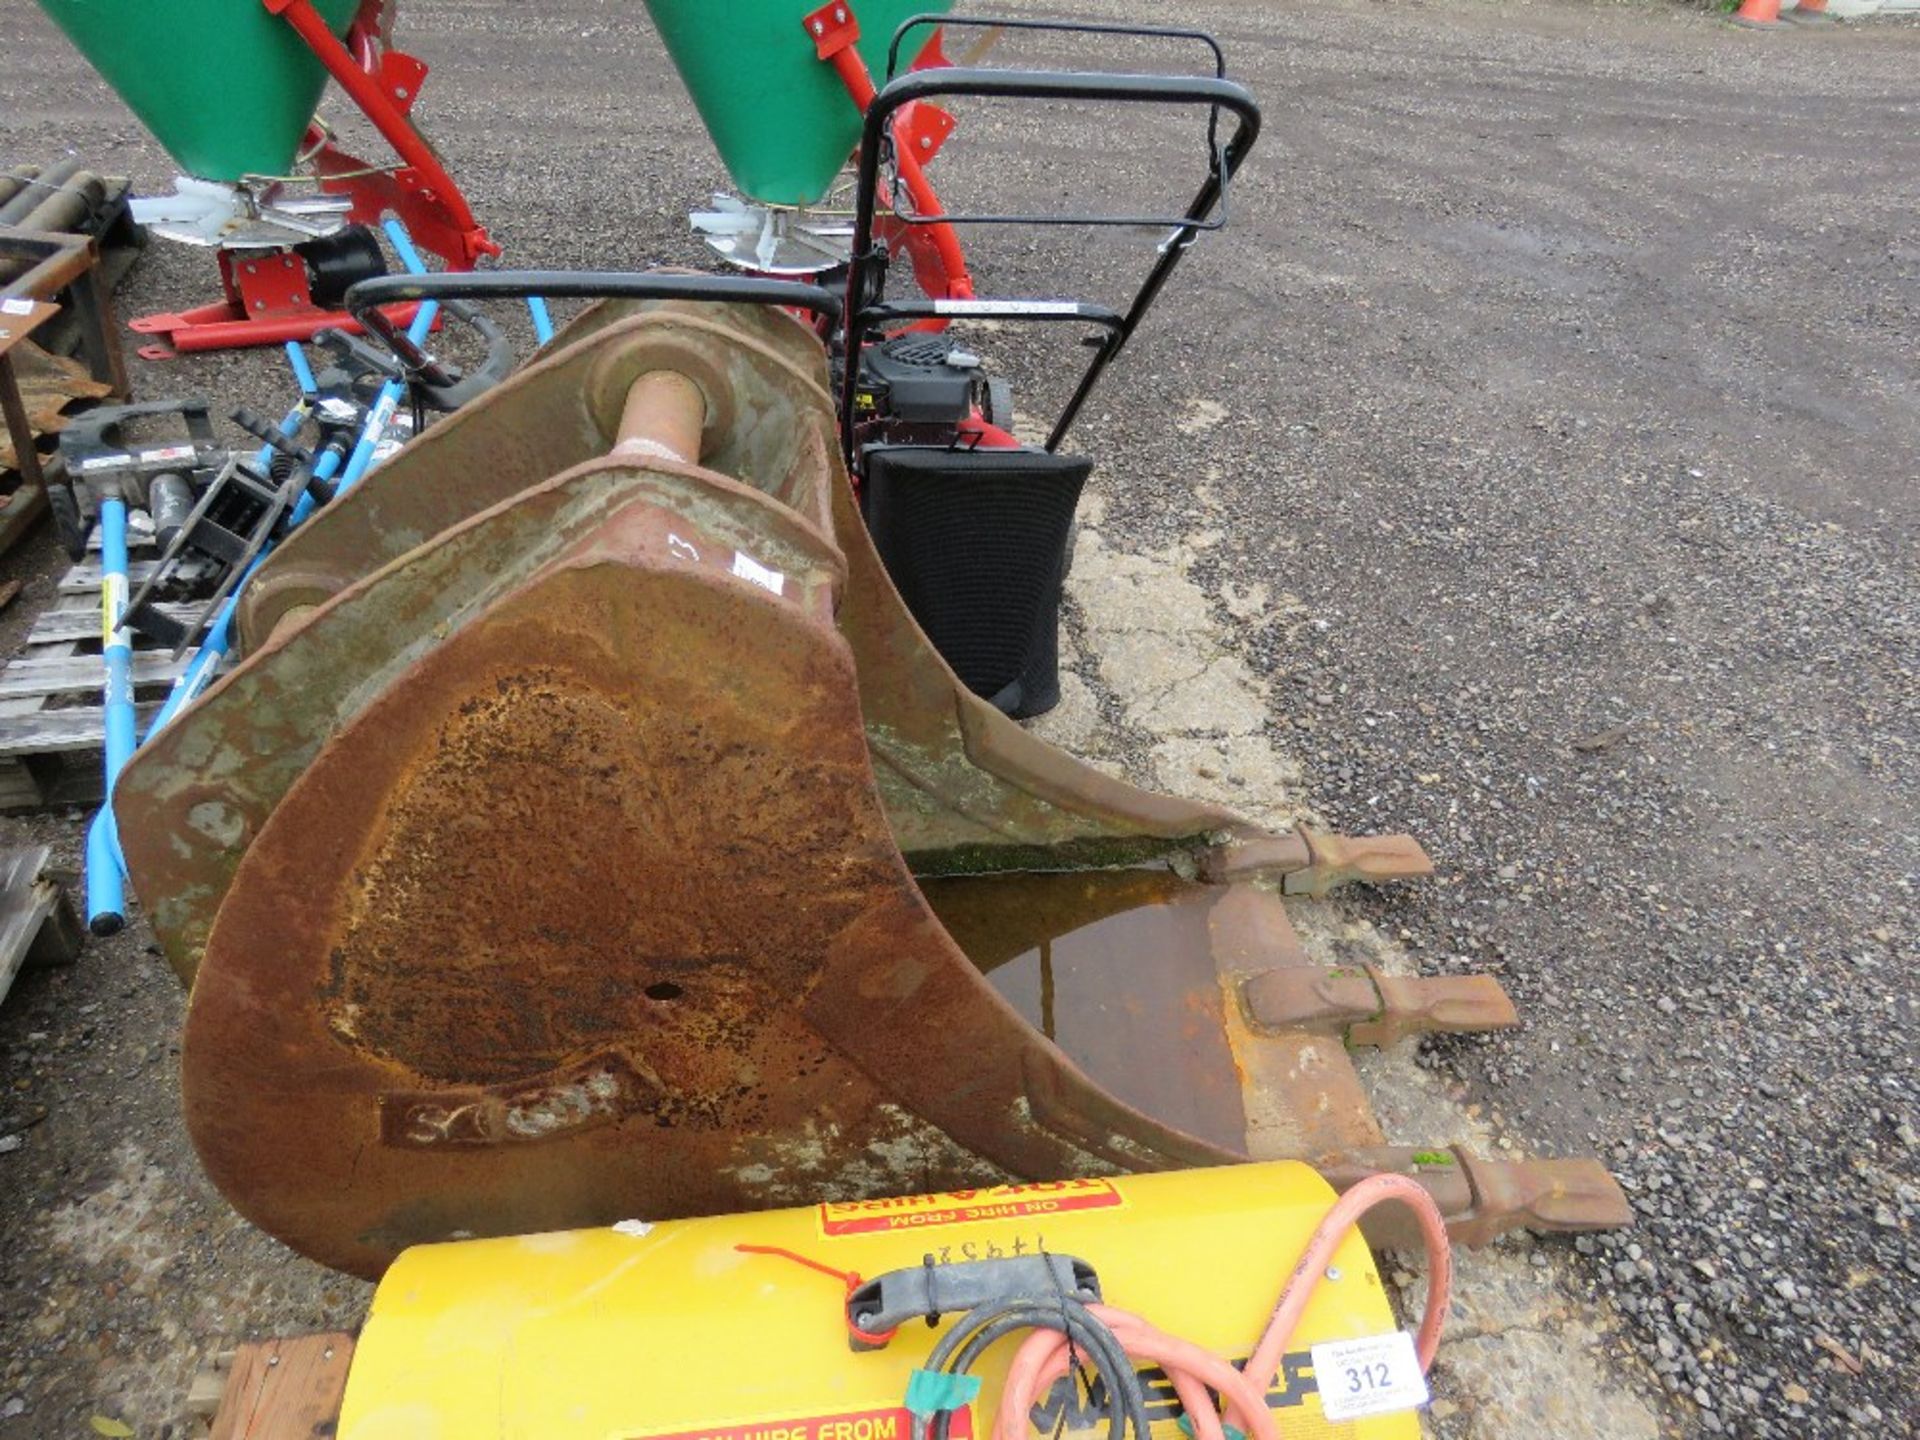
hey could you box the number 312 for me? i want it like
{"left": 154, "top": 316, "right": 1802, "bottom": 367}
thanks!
{"left": 1345, "top": 1362, "right": 1393, "bottom": 1393}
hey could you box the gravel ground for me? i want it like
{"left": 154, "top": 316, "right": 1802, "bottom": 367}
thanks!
{"left": 2, "top": 0, "right": 1916, "bottom": 1436}
{"left": 1053, "top": 2, "right": 1918, "bottom": 1435}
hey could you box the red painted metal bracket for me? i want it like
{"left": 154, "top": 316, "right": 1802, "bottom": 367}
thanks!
{"left": 802, "top": 0, "right": 973, "bottom": 318}
{"left": 263, "top": 0, "right": 496, "bottom": 270}
{"left": 129, "top": 249, "right": 425, "bottom": 359}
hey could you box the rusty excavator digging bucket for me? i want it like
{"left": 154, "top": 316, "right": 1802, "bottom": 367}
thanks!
{"left": 114, "top": 275, "right": 1630, "bottom": 1278}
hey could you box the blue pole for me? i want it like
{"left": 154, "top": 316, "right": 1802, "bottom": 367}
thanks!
{"left": 285, "top": 339, "right": 318, "bottom": 398}
{"left": 84, "top": 496, "right": 134, "bottom": 933}
{"left": 528, "top": 296, "right": 554, "bottom": 346}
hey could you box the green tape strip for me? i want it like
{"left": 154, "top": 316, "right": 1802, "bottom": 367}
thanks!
{"left": 905, "top": 1370, "right": 984, "bottom": 1420}
{"left": 1175, "top": 1414, "right": 1244, "bottom": 1440}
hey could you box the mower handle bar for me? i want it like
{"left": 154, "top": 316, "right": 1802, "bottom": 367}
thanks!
{"left": 885, "top": 15, "right": 1226, "bottom": 86}
{"left": 885, "top": 17, "right": 1234, "bottom": 201}
{"left": 844, "top": 67, "right": 1261, "bottom": 460}
{"left": 852, "top": 68, "right": 1260, "bottom": 234}
{"left": 343, "top": 272, "right": 844, "bottom": 387}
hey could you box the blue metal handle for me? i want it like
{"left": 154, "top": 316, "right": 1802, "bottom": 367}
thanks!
{"left": 84, "top": 497, "right": 134, "bottom": 933}
{"left": 286, "top": 339, "right": 318, "bottom": 397}
{"left": 528, "top": 296, "right": 554, "bottom": 345}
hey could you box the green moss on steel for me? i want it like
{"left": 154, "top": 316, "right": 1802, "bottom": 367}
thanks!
{"left": 903, "top": 832, "right": 1218, "bottom": 878}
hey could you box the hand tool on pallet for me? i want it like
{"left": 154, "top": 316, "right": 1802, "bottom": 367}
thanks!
{"left": 48, "top": 400, "right": 223, "bottom": 566}
{"left": 85, "top": 227, "right": 443, "bottom": 931}
{"left": 120, "top": 422, "right": 327, "bottom": 658}
{"left": 49, "top": 402, "right": 224, "bottom": 931}
{"left": 78, "top": 367, "right": 315, "bottom": 934}
{"left": 108, "top": 268, "right": 1628, "bottom": 1278}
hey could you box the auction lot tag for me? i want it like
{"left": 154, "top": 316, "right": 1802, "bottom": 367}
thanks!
{"left": 1309, "top": 1330, "right": 1429, "bottom": 1421}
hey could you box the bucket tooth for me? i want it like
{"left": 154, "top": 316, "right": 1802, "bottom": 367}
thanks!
{"left": 1196, "top": 831, "right": 1312, "bottom": 882}
{"left": 1448, "top": 1151, "right": 1637, "bottom": 1246}
{"left": 1348, "top": 971, "right": 1518, "bottom": 1048}
{"left": 1237, "top": 965, "right": 1379, "bottom": 1034}
{"left": 1318, "top": 1146, "right": 1635, "bottom": 1247}
{"left": 1198, "top": 824, "right": 1432, "bottom": 894}
{"left": 1282, "top": 827, "right": 1434, "bottom": 896}
{"left": 1240, "top": 965, "right": 1518, "bottom": 1048}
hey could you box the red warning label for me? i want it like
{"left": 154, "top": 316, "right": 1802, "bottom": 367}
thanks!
{"left": 818, "top": 1179, "right": 1123, "bottom": 1236}
{"left": 632, "top": 1405, "right": 970, "bottom": 1440}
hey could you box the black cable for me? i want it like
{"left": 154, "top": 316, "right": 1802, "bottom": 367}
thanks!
{"left": 956, "top": 1302, "right": 1146, "bottom": 1440}
{"left": 922, "top": 1298, "right": 1148, "bottom": 1440}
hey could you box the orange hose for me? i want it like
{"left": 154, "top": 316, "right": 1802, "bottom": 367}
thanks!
{"left": 997, "top": 1307, "right": 1280, "bottom": 1440}
{"left": 1245, "top": 1173, "right": 1452, "bottom": 1381}
{"left": 989, "top": 1174, "right": 1452, "bottom": 1440}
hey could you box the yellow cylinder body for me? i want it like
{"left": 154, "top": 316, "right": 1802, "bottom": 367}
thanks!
{"left": 340, "top": 1162, "right": 1418, "bottom": 1440}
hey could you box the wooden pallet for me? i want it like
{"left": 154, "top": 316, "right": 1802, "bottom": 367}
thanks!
{"left": 0, "top": 844, "right": 82, "bottom": 1012}
{"left": 186, "top": 1332, "right": 355, "bottom": 1440}
{"left": 0, "top": 559, "right": 212, "bottom": 811}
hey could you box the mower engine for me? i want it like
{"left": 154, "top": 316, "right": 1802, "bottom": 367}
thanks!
{"left": 852, "top": 333, "right": 1014, "bottom": 441}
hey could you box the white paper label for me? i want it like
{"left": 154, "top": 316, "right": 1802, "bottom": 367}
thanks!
{"left": 731, "top": 551, "right": 786, "bottom": 596}
{"left": 364, "top": 390, "right": 400, "bottom": 440}
{"left": 932, "top": 299, "right": 1082, "bottom": 317}
{"left": 137, "top": 444, "right": 196, "bottom": 464}
{"left": 0, "top": 298, "right": 33, "bottom": 316}
{"left": 1310, "top": 1331, "right": 1429, "bottom": 1422}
